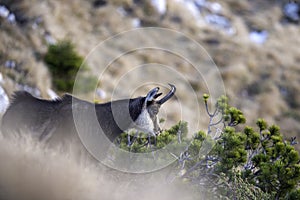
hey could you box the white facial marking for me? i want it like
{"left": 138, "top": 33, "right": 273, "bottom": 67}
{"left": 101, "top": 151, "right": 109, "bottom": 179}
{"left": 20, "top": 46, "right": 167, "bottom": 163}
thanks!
{"left": 133, "top": 109, "right": 155, "bottom": 135}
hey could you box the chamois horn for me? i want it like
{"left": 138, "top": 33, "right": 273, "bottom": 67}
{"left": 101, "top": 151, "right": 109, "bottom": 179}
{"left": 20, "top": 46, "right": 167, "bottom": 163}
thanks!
{"left": 157, "top": 84, "right": 176, "bottom": 105}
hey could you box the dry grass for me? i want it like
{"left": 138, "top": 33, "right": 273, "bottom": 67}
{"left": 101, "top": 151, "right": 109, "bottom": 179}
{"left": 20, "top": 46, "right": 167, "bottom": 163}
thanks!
{"left": 0, "top": 132, "right": 198, "bottom": 200}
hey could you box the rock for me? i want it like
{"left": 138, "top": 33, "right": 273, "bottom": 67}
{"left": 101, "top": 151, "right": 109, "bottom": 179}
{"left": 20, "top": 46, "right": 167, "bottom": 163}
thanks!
{"left": 96, "top": 88, "right": 106, "bottom": 99}
{"left": 0, "top": 86, "right": 9, "bottom": 114}
{"left": 151, "top": 0, "right": 167, "bottom": 15}
{"left": 283, "top": 2, "right": 300, "bottom": 23}
{"left": 0, "top": 4, "right": 16, "bottom": 24}
{"left": 249, "top": 30, "right": 268, "bottom": 44}
{"left": 93, "top": 0, "right": 107, "bottom": 8}
{"left": 116, "top": 7, "right": 127, "bottom": 17}
{"left": 4, "top": 60, "right": 16, "bottom": 69}
{"left": 17, "top": 84, "right": 41, "bottom": 98}
{"left": 0, "top": 73, "right": 3, "bottom": 84}
{"left": 205, "top": 14, "right": 235, "bottom": 35}
{"left": 32, "top": 16, "right": 43, "bottom": 29}
{"left": 0, "top": 5, "right": 9, "bottom": 18}
{"left": 207, "top": 2, "right": 222, "bottom": 13}
{"left": 131, "top": 18, "right": 141, "bottom": 28}
{"left": 44, "top": 31, "right": 56, "bottom": 45}
{"left": 7, "top": 13, "right": 16, "bottom": 24}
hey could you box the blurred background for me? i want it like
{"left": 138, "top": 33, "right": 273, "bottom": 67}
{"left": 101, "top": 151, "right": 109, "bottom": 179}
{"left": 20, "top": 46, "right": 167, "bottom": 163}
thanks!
{"left": 0, "top": 0, "right": 299, "bottom": 150}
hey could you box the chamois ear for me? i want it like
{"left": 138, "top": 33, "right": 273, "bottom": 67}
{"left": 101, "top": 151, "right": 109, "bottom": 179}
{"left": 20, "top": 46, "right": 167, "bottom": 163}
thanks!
{"left": 145, "top": 87, "right": 160, "bottom": 102}
{"left": 154, "top": 93, "right": 162, "bottom": 99}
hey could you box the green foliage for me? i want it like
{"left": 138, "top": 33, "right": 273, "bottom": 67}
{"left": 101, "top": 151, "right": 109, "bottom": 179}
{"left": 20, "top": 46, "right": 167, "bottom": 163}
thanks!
{"left": 197, "top": 95, "right": 300, "bottom": 199}
{"left": 215, "top": 95, "right": 246, "bottom": 126}
{"left": 245, "top": 122, "right": 300, "bottom": 198}
{"left": 288, "top": 189, "right": 300, "bottom": 200}
{"left": 116, "top": 94, "right": 300, "bottom": 199}
{"left": 203, "top": 93, "right": 210, "bottom": 102}
{"left": 44, "top": 40, "right": 97, "bottom": 92}
{"left": 256, "top": 118, "right": 268, "bottom": 131}
{"left": 116, "top": 121, "right": 188, "bottom": 153}
{"left": 244, "top": 126, "right": 260, "bottom": 150}
{"left": 214, "top": 127, "right": 247, "bottom": 173}
{"left": 184, "top": 131, "right": 214, "bottom": 169}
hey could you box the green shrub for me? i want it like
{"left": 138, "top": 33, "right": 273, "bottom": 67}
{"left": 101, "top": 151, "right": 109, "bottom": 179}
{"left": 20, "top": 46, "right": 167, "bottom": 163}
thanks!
{"left": 116, "top": 94, "right": 300, "bottom": 199}
{"left": 44, "top": 40, "right": 97, "bottom": 92}
{"left": 189, "top": 95, "right": 300, "bottom": 199}
{"left": 116, "top": 121, "right": 188, "bottom": 153}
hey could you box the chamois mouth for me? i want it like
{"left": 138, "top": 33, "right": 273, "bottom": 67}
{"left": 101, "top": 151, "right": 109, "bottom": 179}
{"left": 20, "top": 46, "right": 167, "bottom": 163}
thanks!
{"left": 157, "top": 84, "right": 176, "bottom": 105}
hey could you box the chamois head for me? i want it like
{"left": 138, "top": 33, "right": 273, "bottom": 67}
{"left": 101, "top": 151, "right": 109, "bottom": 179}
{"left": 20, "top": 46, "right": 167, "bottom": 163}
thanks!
{"left": 132, "top": 84, "right": 176, "bottom": 137}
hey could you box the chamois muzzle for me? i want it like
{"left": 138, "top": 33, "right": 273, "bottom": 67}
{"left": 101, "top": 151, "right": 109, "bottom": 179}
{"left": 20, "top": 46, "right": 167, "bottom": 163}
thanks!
{"left": 157, "top": 84, "right": 176, "bottom": 105}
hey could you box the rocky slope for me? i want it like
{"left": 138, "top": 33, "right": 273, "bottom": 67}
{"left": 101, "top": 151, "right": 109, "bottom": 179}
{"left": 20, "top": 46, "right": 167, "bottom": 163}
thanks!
{"left": 0, "top": 0, "right": 299, "bottom": 149}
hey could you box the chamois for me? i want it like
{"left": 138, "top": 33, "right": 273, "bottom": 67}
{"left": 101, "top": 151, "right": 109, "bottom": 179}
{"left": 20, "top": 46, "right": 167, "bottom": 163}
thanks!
{"left": 1, "top": 84, "right": 176, "bottom": 144}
